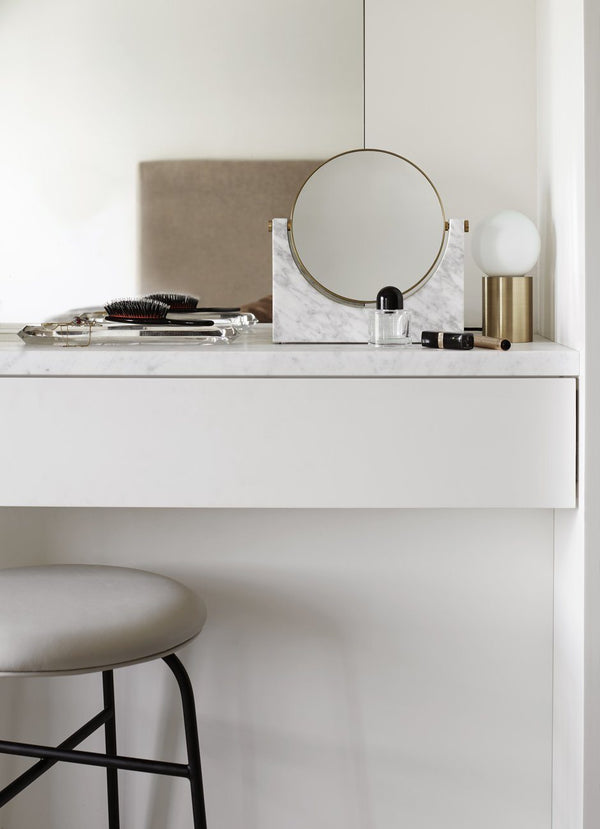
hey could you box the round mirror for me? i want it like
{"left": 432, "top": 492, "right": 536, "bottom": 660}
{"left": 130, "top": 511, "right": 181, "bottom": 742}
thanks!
{"left": 289, "top": 149, "right": 446, "bottom": 305}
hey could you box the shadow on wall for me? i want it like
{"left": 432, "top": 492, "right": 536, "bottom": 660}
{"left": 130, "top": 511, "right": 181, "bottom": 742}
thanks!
{"left": 142, "top": 572, "right": 374, "bottom": 829}
{"left": 537, "top": 181, "right": 557, "bottom": 338}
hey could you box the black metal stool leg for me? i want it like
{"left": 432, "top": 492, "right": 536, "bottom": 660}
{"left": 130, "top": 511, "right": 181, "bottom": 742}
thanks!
{"left": 102, "top": 671, "right": 121, "bottom": 829}
{"left": 163, "top": 654, "right": 208, "bottom": 829}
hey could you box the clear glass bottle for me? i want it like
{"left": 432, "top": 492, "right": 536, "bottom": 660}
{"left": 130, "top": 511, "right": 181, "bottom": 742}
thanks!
{"left": 367, "top": 286, "right": 411, "bottom": 347}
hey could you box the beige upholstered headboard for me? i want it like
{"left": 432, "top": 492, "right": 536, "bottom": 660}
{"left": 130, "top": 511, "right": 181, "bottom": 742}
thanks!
{"left": 139, "top": 159, "right": 321, "bottom": 307}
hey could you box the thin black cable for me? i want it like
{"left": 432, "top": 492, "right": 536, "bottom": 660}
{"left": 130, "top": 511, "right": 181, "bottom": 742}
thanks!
{"left": 363, "top": 0, "right": 366, "bottom": 148}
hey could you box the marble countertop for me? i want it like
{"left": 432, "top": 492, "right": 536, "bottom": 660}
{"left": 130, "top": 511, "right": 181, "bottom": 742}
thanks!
{"left": 0, "top": 324, "right": 579, "bottom": 377}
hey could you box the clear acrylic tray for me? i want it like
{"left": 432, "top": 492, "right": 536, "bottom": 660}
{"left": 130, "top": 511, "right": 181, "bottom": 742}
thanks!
{"left": 19, "top": 319, "right": 238, "bottom": 347}
{"left": 61, "top": 308, "right": 258, "bottom": 330}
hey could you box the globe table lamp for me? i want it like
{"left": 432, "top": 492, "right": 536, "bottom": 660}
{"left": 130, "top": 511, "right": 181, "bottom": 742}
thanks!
{"left": 471, "top": 210, "right": 541, "bottom": 342}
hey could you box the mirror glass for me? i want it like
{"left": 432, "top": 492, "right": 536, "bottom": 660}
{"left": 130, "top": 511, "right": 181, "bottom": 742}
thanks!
{"left": 289, "top": 149, "right": 446, "bottom": 305}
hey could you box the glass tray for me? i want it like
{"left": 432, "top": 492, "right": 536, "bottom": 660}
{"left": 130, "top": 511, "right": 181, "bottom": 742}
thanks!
{"left": 60, "top": 308, "right": 258, "bottom": 330}
{"left": 19, "top": 319, "right": 238, "bottom": 347}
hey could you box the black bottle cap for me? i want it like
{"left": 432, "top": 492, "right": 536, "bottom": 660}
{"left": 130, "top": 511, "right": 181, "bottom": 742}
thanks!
{"left": 376, "top": 286, "right": 404, "bottom": 310}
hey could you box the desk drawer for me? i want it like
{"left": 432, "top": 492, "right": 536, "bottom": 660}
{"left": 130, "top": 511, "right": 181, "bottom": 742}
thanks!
{"left": 0, "top": 377, "right": 575, "bottom": 507}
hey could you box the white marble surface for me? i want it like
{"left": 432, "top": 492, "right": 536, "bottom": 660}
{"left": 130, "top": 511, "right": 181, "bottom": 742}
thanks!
{"left": 272, "top": 218, "right": 369, "bottom": 342}
{"left": 405, "top": 218, "right": 464, "bottom": 331}
{"left": 0, "top": 324, "right": 579, "bottom": 377}
{"left": 272, "top": 218, "right": 464, "bottom": 342}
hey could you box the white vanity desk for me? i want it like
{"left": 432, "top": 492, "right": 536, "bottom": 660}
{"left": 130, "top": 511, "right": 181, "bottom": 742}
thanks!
{"left": 0, "top": 325, "right": 578, "bottom": 510}
{"left": 0, "top": 323, "right": 580, "bottom": 829}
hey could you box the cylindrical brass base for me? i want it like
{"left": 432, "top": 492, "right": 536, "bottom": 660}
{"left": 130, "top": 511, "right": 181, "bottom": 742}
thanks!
{"left": 482, "top": 276, "right": 533, "bottom": 343}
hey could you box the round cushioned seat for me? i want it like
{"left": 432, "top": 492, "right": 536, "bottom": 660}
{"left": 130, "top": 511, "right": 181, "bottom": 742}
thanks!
{"left": 0, "top": 565, "right": 206, "bottom": 676}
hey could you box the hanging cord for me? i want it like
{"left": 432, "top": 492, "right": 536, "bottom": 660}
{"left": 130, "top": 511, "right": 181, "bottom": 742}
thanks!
{"left": 363, "top": 0, "right": 366, "bottom": 148}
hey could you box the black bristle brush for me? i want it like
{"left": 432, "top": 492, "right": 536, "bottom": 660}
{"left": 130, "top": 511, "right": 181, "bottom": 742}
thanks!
{"left": 104, "top": 298, "right": 215, "bottom": 327}
{"left": 146, "top": 293, "right": 241, "bottom": 314}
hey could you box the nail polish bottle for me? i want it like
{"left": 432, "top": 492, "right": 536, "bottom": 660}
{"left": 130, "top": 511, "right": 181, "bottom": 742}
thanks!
{"left": 367, "top": 286, "right": 411, "bottom": 347}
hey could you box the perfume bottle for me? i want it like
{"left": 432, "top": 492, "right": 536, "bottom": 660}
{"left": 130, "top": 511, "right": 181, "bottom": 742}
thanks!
{"left": 367, "top": 286, "right": 411, "bottom": 347}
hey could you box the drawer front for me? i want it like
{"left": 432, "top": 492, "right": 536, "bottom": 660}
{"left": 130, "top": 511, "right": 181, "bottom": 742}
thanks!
{"left": 0, "top": 377, "right": 575, "bottom": 508}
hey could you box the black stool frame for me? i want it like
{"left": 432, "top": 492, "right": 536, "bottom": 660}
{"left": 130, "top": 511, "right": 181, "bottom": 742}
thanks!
{"left": 0, "top": 654, "right": 207, "bottom": 829}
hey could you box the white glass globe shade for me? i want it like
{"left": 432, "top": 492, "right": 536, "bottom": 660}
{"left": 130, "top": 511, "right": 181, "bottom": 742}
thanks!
{"left": 471, "top": 210, "right": 541, "bottom": 276}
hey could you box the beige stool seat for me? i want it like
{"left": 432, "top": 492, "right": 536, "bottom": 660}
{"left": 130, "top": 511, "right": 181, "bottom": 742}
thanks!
{"left": 0, "top": 565, "right": 206, "bottom": 676}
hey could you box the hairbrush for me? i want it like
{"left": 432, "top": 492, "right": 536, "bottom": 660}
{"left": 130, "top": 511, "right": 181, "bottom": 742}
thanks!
{"left": 104, "top": 298, "right": 214, "bottom": 327}
{"left": 145, "top": 293, "right": 240, "bottom": 314}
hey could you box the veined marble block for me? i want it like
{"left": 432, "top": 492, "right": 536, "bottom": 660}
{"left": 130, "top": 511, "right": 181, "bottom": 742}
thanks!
{"left": 272, "top": 218, "right": 465, "bottom": 343}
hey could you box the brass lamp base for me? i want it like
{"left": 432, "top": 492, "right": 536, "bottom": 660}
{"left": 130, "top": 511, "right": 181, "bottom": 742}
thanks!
{"left": 482, "top": 276, "right": 532, "bottom": 343}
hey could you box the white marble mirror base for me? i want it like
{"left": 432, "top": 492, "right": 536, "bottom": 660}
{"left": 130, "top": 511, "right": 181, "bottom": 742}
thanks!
{"left": 272, "top": 218, "right": 465, "bottom": 343}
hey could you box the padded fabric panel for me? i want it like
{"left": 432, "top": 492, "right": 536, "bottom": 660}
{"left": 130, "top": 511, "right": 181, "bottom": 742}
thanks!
{"left": 0, "top": 565, "right": 206, "bottom": 675}
{"left": 139, "top": 159, "right": 321, "bottom": 306}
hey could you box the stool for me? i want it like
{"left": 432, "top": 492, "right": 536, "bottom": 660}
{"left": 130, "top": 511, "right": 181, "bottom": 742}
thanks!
{"left": 0, "top": 564, "right": 208, "bottom": 828}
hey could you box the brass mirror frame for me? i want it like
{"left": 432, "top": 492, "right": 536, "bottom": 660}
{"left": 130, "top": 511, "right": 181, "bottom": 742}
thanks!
{"left": 288, "top": 148, "right": 447, "bottom": 307}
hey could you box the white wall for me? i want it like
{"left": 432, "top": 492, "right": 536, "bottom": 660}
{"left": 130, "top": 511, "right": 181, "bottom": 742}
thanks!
{"left": 366, "top": 0, "right": 538, "bottom": 326}
{"left": 0, "top": 507, "right": 552, "bottom": 829}
{"left": 536, "top": 0, "right": 586, "bottom": 827}
{"left": 0, "top": 0, "right": 537, "bottom": 327}
{"left": 0, "top": 0, "right": 362, "bottom": 322}
{"left": 537, "top": 0, "right": 585, "bottom": 346}
{"left": 583, "top": 0, "right": 600, "bottom": 826}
